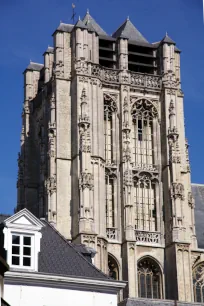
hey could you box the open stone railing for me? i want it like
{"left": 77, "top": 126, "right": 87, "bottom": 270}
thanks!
{"left": 132, "top": 163, "right": 158, "bottom": 172}
{"left": 91, "top": 63, "right": 161, "bottom": 89}
{"left": 135, "top": 230, "right": 161, "bottom": 244}
{"left": 106, "top": 228, "right": 118, "bottom": 240}
{"left": 130, "top": 72, "right": 161, "bottom": 89}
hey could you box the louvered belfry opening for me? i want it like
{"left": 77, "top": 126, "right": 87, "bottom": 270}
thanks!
{"left": 99, "top": 38, "right": 116, "bottom": 68}
{"left": 128, "top": 43, "right": 157, "bottom": 74}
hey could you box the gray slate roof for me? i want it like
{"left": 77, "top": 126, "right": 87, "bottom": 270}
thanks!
{"left": 82, "top": 12, "right": 107, "bottom": 35}
{"left": 192, "top": 184, "right": 204, "bottom": 249}
{"left": 38, "top": 220, "right": 109, "bottom": 279}
{"left": 26, "top": 62, "right": 44, "bottom": 71}
{"left": 0, "top": 215, "right": 10, "bottom": 224}
{"left": 161, "top": 33, "right": 176, "bottom": 45}
{"left": 45, "top": 46, "right": 54, "bottom": 53}
{"left": 75, "top": 18, "right": 87, "bottom": 30}
{"left": 112, "top": 18, "right": 149, "bottom": 44}
{"left": 0, "top": 215, "right": 110, "bottom": 280}
{"left": 56, "top": 23, "right": 74, "bottom": 33}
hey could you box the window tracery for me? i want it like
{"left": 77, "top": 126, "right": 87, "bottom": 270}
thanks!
{"left": 193, "top": 263, "right": 204, "bottom": 303}
{"left": 138, "top": 257, "right": 162, "bottom": 299}
{"left": 131, "top": 99, "right": 157, "bottom": 166}
{"left": 108, "top": 254, "right": 119, "bottom": 280}
{"left": 133, "top": 174, "right": 157, "bottom": 231}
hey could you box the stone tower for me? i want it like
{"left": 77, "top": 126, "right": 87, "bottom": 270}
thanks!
{"left": 17, "top": 12, "right": 201, "bottom": 303}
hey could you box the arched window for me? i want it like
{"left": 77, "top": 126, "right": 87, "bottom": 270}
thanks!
{"left": 108, "top": 254, "right": 119, "bottom": 280}
{"left": 138, "top": 257, "right": 162, "bottom": 299}
{"left": 104, "top": 96, "right": 117, "bottom": 163}
{"left": 131, "top": 99, "right": 157, "bottom": 166}
{"left": 133, "top": 175, "right": 157, "bottom": 231}
{"left": 193, "top": 263, "right": 204, "bottom": 303}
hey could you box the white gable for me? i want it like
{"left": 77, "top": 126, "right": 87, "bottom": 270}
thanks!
{"left": 13, "top": 215, "right": 34, "bottom": 226}
{"left": 4, "top": 208, "right": 44, "bottom": 230}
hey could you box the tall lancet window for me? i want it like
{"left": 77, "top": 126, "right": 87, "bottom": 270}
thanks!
{"left": 104, "top": 96, "right": 117, "bottom": 163}
{"left": 131, "top": 99, "right": 157, "bottom": 166}
{"left": 133, "top": 175, "right": 157, "bottom": 231}
{"left": 105, "top": 174, "right": 115, "bottom": 228}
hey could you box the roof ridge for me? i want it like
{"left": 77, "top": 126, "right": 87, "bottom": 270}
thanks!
{"left": 43, "top": 220, "right": 112, "bottom": 280}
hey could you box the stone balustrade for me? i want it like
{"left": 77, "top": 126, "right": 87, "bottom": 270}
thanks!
{"left": 90, "top": 63, "right": 161, "bottom": 89}
{"left": 135, "top": 230, "right": 161, "bottom": 244}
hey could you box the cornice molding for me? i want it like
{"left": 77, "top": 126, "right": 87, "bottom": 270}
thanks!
{"left": 5, "top": 271, "right": 126, "bottom": 294}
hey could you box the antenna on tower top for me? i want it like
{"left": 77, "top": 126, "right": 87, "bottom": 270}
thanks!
{"left": 71, "top": 3, "right": 76, "bottom": 24}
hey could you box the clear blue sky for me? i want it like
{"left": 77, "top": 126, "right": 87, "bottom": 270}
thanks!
{"left": 0, "top": 0, "right": 203, "bottom": 214}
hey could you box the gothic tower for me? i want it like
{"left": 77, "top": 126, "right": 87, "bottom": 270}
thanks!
{"left": 17, "top": 12, "right": 200, "bottom": 303}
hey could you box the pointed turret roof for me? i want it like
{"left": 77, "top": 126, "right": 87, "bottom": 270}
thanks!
{"left": 74, "top": 17, "right": 87, "bottom": 30}
{"left": 161, "top": 33, "right": 176, "bottom": 45}
{"left": 112, "top": 17, "right": 149, "bottom": 44}
{"left": 82, "top": 10, "right": 107, "bottom": 35}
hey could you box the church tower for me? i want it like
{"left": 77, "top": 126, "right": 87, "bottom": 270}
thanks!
{"left": 17, "top": 12, "right": 200, "bottom": 303}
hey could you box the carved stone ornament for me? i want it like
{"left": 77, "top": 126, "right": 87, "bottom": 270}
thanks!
{"left": 49, "top": 92, "right": 56, "bottom": 109}
{"left": 17, "top": 154, "right": 24, "bottom": 186}
{"left": 177, "top": 243, "right": 189, "bottom": 252}
{"left": 103, "top": 68, "right": 119, "bottom": 83}
{"left": 128, "top": 242, "right": 135, "bottom": 250}
{"left": 135, "top": 230, "right": 161, "bottom": 244}
{"left": 130, "top": 72, "right": 161, "bottom": 89}
{"left": 79, "top": 76, "right": 88, "bottom": 83}
{"left": 79, "top": 172, "right": 94, "bottom": 190}
{"left": 54, "top": 59, "right": 64, "bottom": 78}
{"left": 163, "top": 72, "right": 178, "bottom": 88}
{"left": 171, "top": 183, "right": 185, "bottom": 200}
{"left": 123, "top": 169, "right": 133, "bottom": 186}
{"left": 130, "top": 98, "right": 158, "bottom": 120}
{"left": 123, "top": 85, "right": 129, "bottom": 92}
{"left": 133, "top": 163, "right": 158, "bottom": 172}
{"left": 75, "top": 59, "right": 88, "bottom": 74}
{"left": 105, "top": 166, "right": 117, "bottom": 178}
{"left": 91, "top": 64, "right": 101, "bottom": 78}
{"left": 106, "top": 228, "right": 117, "bottom": 240}
{"left": 45, "top": 175, "right": 57, "bottom": 195}
{"left": 191, "top": 254, "right": 200, "bottom": 267}
{"left": 97, "top": 238, "right": 107, "bottom": 249}
{"left": 188, "top": 192, "right": 195, "bottom": 209}
{"left": 82, "top": 234, "right": 96, "bottom": 245}
{"left": 167, "top": 88, "right": 176, "bottom": 95}
{"left": 91, "top": 157, "right": 105, "bottom": 168}
{"left": 169, "top": 143, "right": 181, "bottom": 164}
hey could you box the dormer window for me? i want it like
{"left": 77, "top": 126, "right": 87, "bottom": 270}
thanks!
{"left": 11, "top": 234, "right": 33, "bottom": 268}
{"left": 3, "top": 208, "right": 44, "bottom": 272}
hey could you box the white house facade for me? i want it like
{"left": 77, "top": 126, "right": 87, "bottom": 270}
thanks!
{"left": 0, "top": 209, "right": 125, "bottom": 306}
